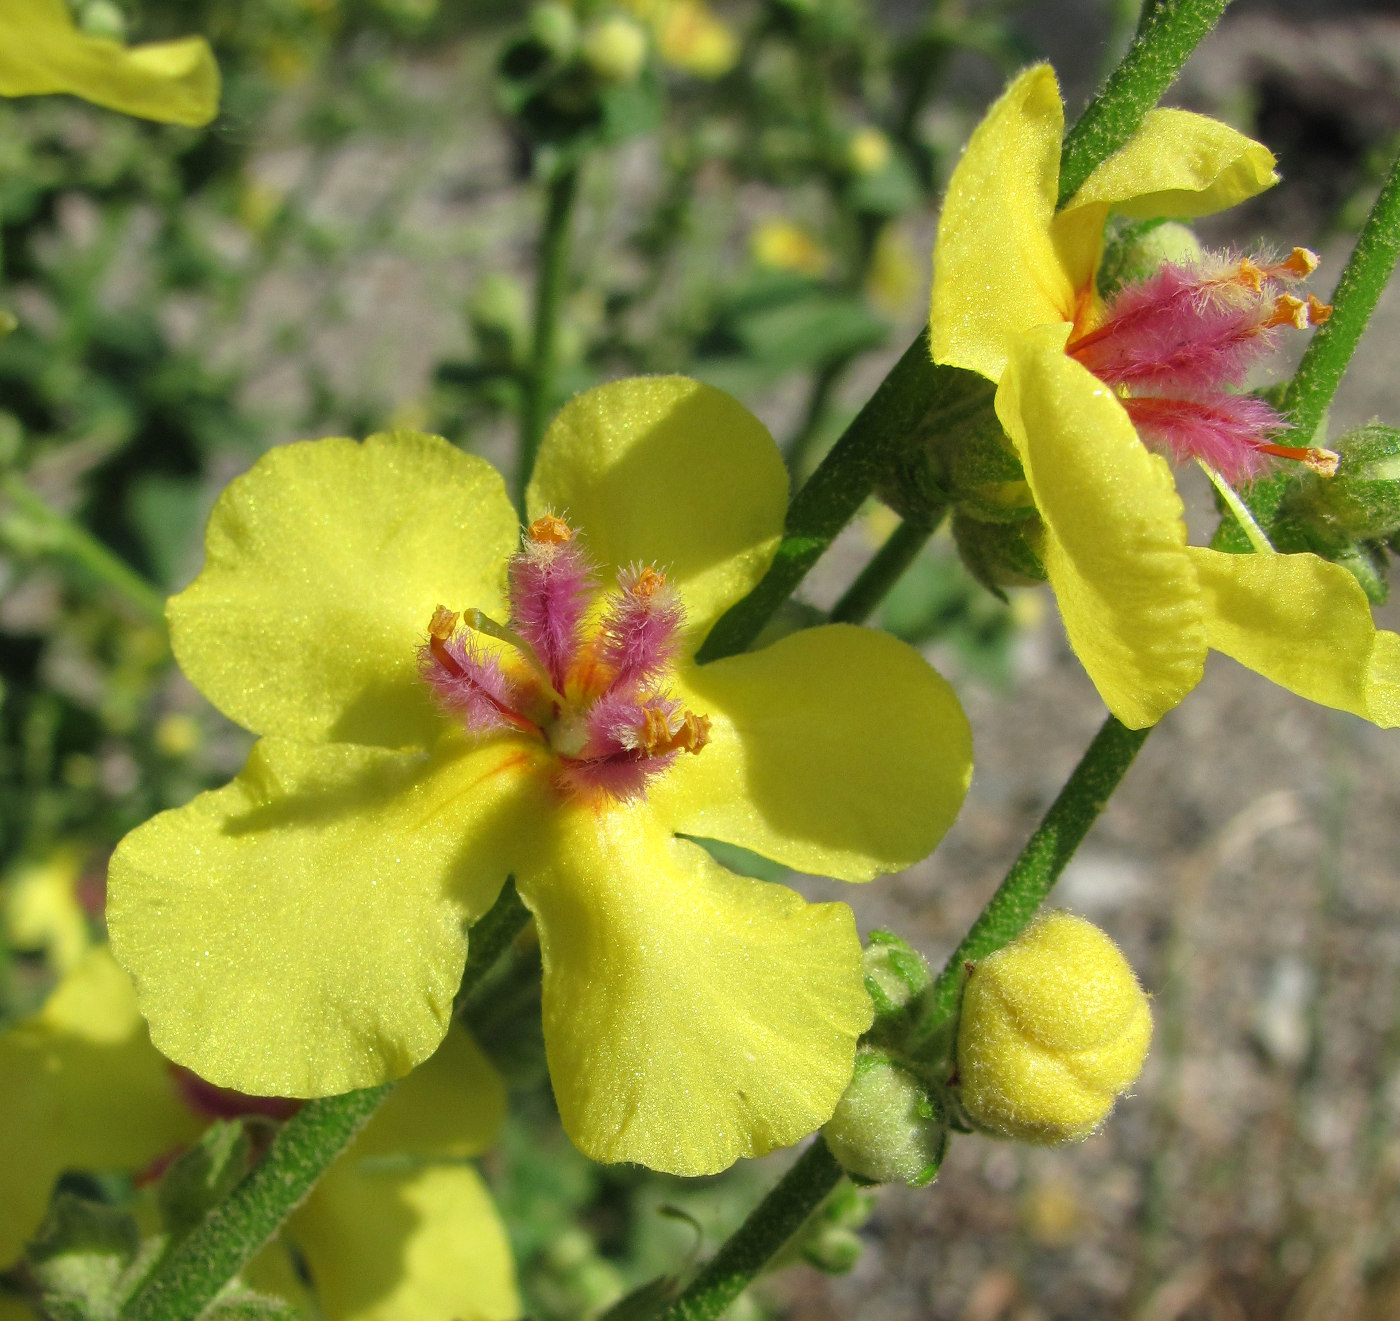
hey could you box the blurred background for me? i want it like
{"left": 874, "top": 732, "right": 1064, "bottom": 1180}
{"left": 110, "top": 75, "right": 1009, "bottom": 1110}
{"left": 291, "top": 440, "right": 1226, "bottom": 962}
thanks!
{"left": 2, "top": 1, "right": 1400, "bottom": 1318}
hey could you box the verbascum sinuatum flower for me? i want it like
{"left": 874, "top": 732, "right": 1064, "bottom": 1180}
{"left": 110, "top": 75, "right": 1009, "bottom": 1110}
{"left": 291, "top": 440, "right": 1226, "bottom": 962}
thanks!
{"left": 0, "top": 947, "right": 519, "bottom": 1321}
{"left": 0, "top": 0, "right": 219, "bottom": 126}
{"left": 107, "top": 376, "right": 973, "bottom": 1176}
{"left": 930, "top": 64, "right": 1400, "bottom": 730}
{"left": 956, "top": 911, "right": 1152, "bottom": 1144}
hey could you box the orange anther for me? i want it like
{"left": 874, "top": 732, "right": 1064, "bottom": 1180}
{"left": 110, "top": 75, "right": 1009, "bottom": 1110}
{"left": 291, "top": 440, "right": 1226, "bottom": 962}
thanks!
{"left": 1265, "top": 294, "right": 1309, "bottom": 330}
{"left": 1235, "top": 258, "right": 1265, "bottom": 292}
{"left": 679, "top": 711, "right": 711, "bottom": 754}
{"left": 640, "top": 706, "right": 673, "bottom": 754}
{"left": 632, "top": 567, "right": 667, "bottom": 598}
{"left": 1278, "top": 247, "right": 1320, "bottom": 279}
{"left": 428, "top": 605, "right": 459, "bottom": 640}
{"left": 528, "top": 514, "right": 574, "bottom": 545}
{"left": 1258, "top": 443, "right": 1340, "bottom": 477}
{"left": 1306, "top": 294, "right": 1332, "bottom": 325}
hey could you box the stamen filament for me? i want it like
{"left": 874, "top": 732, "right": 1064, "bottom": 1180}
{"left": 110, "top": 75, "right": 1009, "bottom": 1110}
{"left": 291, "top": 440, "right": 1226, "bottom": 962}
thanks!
{"left": 428, "top": 633, "right": 545, "bottom": 738}
{"left": 463, "top": 608, "right": 567, "bottom": 706}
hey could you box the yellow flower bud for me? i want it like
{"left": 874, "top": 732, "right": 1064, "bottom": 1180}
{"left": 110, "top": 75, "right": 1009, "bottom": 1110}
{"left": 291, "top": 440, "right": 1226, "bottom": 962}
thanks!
{"left": 847, "top": 126, "right": 891, "bottom": 176}
{"left": 956, "top": 911, "right": 1151, "bottom": 1144}
{"left": 581, "top": 15, "right": 648, "bottom": 85}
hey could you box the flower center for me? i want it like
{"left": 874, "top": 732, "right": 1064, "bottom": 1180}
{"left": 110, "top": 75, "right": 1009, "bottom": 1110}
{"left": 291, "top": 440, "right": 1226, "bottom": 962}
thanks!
{"left": 1066, "top": 247, "right": 1336, "bottom": 484}
{"left": 418, "top": 516, "right": 710, "bottom": 802}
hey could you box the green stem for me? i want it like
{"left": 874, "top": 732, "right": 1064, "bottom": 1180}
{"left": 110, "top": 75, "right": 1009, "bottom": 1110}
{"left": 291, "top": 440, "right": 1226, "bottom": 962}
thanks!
{"left": 917, "top": 714, "right": 1151, "bottom": 1037}
{"left": 1280, "top": 147, "right": 1400, "bottom": 444}
{"left": 661, "top": 1138, "right": 844, "bottom": 1321}
{"left": 697, "top": 333, "right": 970, "bottom": 662}
{"left": 828, "top": 514, "right": 941, "bottom": 625}
{"left": 119, "top": 882, "right": 532, "bottom": 1321}
{"left": 1058, "top": 0, "right": 1231, "bottom": 205}
{"left": 516, "top": 162, "right": 581, "bottom": 510}
{"left": 1, "top": 475, "right": 166, "bottom": 626}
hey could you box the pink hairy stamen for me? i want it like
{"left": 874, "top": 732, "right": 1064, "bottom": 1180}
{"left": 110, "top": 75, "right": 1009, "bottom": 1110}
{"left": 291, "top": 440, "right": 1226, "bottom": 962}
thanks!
{"left": 597, "top": 565, "right": 685, "bottom": 692}
{"left": 508, "top": 515, "right": 594, "bottom": 692}
{"left": 1064, "top": 247, "right": 1332, "bottom": 481}
{"left": 419, "top": 518, "right": 710, "bottom": 804}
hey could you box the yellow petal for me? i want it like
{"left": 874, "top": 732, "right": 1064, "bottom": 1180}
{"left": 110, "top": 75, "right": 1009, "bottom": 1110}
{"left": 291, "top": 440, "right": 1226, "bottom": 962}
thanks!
{"left": 0, "top": 948, "right": 200, "bottom": 1266}
{"left": 517, "top": 801, "right": 872, "bottom": 1175}
{"left": 291, "top": 1162, "right": 519, "bottom": 1321}
{"left": 929, "top": 64, "right": 1075, "bottom": 381}
{"left": 650, "top": 625, "right": 971, "bottom": 881}
{"left": 2, "top": 847, "right": 91, "bottom": 973}
{"left": 526, "top": 378, "right": 788, "bottom": 655}
{"left": 107, "top": 737, "right": 542, "bottom": 1097}
{"left": 995, "top": 325, "right": 1205, "bottom": 728}
{"left": 1053, "top": 108, "right": 1278, "bottom": 293}
{"left": 169, "top": 431, "right": 518, "bottom": 748}
{"left": 1189, "top": 547, "right": 1400, "bottom": 727}
{"left": 0, "top": 0, "right": 219, "bottom": 126}
{"left": 354, "top": 1024, "right": 507, "bottom": 1162}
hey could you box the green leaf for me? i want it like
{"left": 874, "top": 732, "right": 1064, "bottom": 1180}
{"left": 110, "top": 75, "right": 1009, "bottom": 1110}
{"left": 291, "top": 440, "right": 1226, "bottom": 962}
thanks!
{"left": 158, "top": 1121, "right": 253, "bottom": 1242}
{"left": 27, "top": 1193, "right": 153, "bottom": 1321}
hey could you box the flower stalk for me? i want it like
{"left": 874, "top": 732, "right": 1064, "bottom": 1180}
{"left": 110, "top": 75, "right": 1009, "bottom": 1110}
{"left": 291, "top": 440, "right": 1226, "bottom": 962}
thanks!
{"left": 517, "top": 161, "right": 582, "bottom": 509}
{"left": 828, "top": 515, "right": 942, "bottom": 625}
{"left": 1, "top": 474, "right": 167, "bottom": 626}
{"left": 1280, "top": 147, "right": 1400, "bottom": 445}
{"left": 660, "top": 1137, "right": 845, "bottom": 1321}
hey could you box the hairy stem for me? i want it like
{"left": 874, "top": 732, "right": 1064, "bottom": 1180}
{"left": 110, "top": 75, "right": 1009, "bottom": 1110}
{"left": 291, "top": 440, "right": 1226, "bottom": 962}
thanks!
{"left": 917, "top": 715, "right": 1151, "bottom": 1039}
{"left": 697, "top": 333, "right": 964, "bottom": 662}
{"left": 1, "top": 475, "right": 166, "bottom": 626}
{"left": 516, "top": 163, "right": 581, "bottom": 509}
{"left": 661, "top": 1139, "right": 844, "bottom": 1321}
{"left": 1058, "top": 0, "right": 1231, "bottom": 205}
{"left": 119, "top": 882, "right": 532, "bottom": 1321}
{"left": 1280, "top": 147, "right": 1400, "bottom": 444}
{"left": 829, "top": 514, "right": 942, "bottom": 625}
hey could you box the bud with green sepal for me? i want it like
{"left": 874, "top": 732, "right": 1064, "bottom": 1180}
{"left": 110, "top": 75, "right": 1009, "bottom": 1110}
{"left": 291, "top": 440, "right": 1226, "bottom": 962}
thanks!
{"left": 954, "top": 911, "right": 1152, "bottom": 1145}
{"left": 1096, "top": 217, "right": 1204, "bottom": 300}
{"left": 823, "top": 1046, "right": 948, "bottom": 1186}
{"left": 862, "top": 929, "right": 931, "bottom": 1031}
{"left": 950, "top": 509, "right": 1048, "bottom": 599}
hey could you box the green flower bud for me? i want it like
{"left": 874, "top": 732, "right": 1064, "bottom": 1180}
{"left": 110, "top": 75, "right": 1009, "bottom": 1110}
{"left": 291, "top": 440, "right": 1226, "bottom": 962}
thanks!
{"left": 863, "top": 929, "right": 930, "bottom": 1025}
{"left": 1306, "top": 423, "right": 1400, "bottom": 542}
{"left": 581, "top": 15, "right": 648, "bottom": 85}
{"left": 78, "top": 0, "right": 127, "bottom": 40}
{"left": 529, "top": 2, "right": 579, "bottom": 57}
{"left": 823, "top": 1047, "right": 947, "bottom": 1185}
{"left": 956, "top": 911, "right": 1152, "bottom": 1144}
{"left": 951, "top": 509, "right": 1047, "bottom": 597}
{"left": 1097, "top": 219, "right": 1203, "bottom": 299}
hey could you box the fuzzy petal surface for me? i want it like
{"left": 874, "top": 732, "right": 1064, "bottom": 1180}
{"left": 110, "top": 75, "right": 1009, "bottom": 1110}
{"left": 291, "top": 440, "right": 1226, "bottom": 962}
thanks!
{"left": 0, "top": 0, "right": 219, "bottom": 125}
{"left": 285, "top": 1024, "right": 518, "bottom": 1321}
{"left": 0, "top": 948, "right": 199, "bottom": 1266}
{"left": 996, "top": 325, "right": 1205, "bottom": 728}
{"left": 526, "top": 378, "right": 787, "bottom": 654}
{"left": 517, "top": 802, "right": 872, "bottom": 1175}
{"left": 650, "top": 625, "right": 971, "bottom": 880}
{"left": 107, "top": 737, "right": 541, "bottom": 1097}
{"left": 929, "top": 64, "right": 1074, "bottom": 381}
{"left": 1190, "top": 547, "right": 1400, "bottom": 727}
{"left": 169, "top": 431, "right": 518, "bottom": 748}
{"left": 1053, "top": 108, "right": 1278, "bottom": 293}
{"left": 292, "top": 1162, "right": 519, "bottom": 1321}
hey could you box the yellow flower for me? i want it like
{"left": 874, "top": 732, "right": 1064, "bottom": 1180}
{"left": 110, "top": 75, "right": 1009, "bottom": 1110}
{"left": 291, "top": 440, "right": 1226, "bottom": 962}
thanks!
{"left": 2, "top": 846, "right": 92, "bottom": 973}
{"left": 751, "top": 218, "right": 831, "bottom": 277}
{"left": 0, "top": 947, "right": 519, "bottom": 1321}
{"left": 0, "top": 0, "right": 219, "bottom": 126}
{"left": 652, "top": 0, "right": 738, "bottom": 79}
{"left": 930, "top": 65, "right": 1400, "bottom": 730}
{"left": 956, "top": 911, "right": 1151, "bottom": 1144}
{"left": 107, "top": 376, "right": 973, "bottom": 1176}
